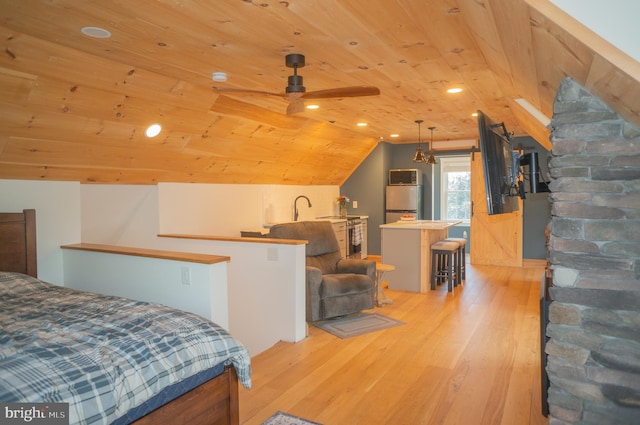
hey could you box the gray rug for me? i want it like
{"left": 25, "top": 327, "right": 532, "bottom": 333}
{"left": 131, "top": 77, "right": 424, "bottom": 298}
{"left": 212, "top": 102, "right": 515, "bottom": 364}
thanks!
{"left": 262, "top": 411, "right": 322, "bottom": 425}
{"left": 315, "top": 313, "right": 405, "bottom": 338}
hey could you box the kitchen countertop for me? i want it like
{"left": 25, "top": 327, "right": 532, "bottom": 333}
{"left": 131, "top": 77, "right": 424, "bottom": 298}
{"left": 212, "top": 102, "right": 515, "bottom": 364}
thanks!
{"left": 263, "top": 215, "right": 367, "bottom": 228}
{"left": 241, "top": 216, "right": 368, "bottom": 237}
{"left": 379, "top": 220, "right": 461, "bottom": 230}
{"left": 315, "top": 215, "right": 368, "bottom": 220}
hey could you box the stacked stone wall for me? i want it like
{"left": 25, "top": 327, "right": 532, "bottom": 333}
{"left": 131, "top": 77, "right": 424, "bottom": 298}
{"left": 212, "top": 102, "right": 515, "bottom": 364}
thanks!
{"left": 546, "top": 78, "right": 640, "bottom": 424}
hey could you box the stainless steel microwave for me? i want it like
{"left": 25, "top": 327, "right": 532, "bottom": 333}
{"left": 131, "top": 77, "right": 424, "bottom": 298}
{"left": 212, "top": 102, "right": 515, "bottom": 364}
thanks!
{"left": 389, "top": 168, "right": 422, "bottom": 185}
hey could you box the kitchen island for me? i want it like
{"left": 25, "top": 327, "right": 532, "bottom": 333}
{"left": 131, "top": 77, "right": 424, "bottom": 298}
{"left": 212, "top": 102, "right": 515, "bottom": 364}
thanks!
{"left": 380, "top": 220, "right": 461, "bottom": 293}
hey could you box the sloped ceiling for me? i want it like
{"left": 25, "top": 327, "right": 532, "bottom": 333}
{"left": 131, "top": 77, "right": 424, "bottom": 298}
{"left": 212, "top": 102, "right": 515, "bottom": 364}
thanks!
{"left": 0, "top": 0, "right": 638, "bottom": 185}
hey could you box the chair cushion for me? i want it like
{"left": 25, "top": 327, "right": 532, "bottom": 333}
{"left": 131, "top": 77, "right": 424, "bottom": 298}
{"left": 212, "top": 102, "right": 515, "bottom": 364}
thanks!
{"left": 321, "top": 273, "right": 373, "bottom": 297}
{"left": 431, "top": 241, "right": 459, "bottom": 252}
{"left": 269, "top": 221, "right": 340, "bottom": 256}
{"left": 269, "top": 221, "right": 342, "bottom": 274}
{"left": 307, "top": 252, "right": 342, "bottom": 275}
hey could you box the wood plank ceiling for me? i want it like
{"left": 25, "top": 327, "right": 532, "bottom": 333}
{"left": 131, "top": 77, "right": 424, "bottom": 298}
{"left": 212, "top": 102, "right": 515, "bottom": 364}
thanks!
{"left": 0, "top": 0, "right": 638, "bottom": 185}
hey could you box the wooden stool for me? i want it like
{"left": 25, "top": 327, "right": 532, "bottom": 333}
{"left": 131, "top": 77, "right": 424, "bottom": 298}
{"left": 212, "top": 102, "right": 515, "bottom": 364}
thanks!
{"left": 445, "top": 237, "right": 466, "bottom": 285}
{"left": 375, "top": 263, "right": 395, "bottom": 307}
{"left": 430, "top": 240, "right": 460, "bottom": 292}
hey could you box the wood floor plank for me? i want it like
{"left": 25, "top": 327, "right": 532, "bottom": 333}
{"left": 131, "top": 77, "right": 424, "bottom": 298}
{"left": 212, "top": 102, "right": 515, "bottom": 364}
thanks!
{"left": 239, "top": 263, "right": 549, "bottom": 425}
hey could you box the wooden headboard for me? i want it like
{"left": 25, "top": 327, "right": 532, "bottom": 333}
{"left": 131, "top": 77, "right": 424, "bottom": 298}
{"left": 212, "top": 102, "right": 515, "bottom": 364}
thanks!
{"left": 0, "top": 209, "right": 37, "bottom": 277}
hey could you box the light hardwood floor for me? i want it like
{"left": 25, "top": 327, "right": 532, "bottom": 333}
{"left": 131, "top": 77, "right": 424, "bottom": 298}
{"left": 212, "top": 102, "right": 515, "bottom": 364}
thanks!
{"left": 239, "top": 262, "right": 549, "bottom": 425}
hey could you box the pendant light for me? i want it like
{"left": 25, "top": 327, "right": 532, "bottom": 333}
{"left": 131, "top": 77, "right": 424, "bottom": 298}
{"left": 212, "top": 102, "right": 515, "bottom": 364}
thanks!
{"left": 412, "top": 119, "right": 427, "bottom": 163}
{"left": 426, "top": 126, "right": 438, "bottom": 165}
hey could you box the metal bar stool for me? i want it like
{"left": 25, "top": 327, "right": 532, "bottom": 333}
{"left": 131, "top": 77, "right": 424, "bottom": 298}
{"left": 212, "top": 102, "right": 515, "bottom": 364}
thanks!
{"left": 430, "top": 240, "right": 460, "bottom": 292}
{"left": 444, "top": 237, "right": 467, "bottom": 285}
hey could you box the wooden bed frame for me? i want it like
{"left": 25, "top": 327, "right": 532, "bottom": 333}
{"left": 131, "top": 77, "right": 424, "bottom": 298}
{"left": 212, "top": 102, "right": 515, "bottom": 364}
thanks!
{"left": 0, "top": 209, "right": 37, "bottom": 277}
{"left": 0, "top": 209, "right": 240, "bottom": 425}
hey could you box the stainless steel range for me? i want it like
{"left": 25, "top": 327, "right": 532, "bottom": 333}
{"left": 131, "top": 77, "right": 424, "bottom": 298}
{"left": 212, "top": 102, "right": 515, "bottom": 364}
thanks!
{"left": 347, "top": 216, "right": 363, "bottom": 258}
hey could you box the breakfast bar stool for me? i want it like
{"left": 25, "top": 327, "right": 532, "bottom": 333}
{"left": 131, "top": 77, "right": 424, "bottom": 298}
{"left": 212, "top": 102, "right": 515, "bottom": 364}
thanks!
{"left": 375, "top": 263, "right": 395, "bottom": 307}
{"left": 444, "top": 237, "right": 467, "bottom": 285}
{"left": 430, "top": 240, "right": 460, "bottom": 292}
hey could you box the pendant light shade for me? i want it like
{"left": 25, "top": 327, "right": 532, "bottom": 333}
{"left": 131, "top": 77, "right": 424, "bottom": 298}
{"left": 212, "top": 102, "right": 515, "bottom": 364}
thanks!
{"left": 412, "top": 119, "right": 427, "bottom": 163}
{"left": 412, "top": 146, "right": 427, "bottom": 163}
{"left": 425, "top": 126, "right": 438, "bottom": 165}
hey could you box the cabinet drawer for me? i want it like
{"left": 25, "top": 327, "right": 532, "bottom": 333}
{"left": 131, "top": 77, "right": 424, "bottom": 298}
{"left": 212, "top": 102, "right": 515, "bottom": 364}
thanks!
{"left": 331, "top": 222, "right": 348, "bottom": 258}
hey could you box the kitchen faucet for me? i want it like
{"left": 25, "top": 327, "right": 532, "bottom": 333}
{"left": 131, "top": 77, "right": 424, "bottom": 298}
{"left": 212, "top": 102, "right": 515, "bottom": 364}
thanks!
{"left": 294, "top": 195, "right": 312, "bottom": 221}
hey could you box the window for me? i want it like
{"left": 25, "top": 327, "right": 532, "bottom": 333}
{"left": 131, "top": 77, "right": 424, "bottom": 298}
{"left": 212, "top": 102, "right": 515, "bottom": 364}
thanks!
{"left": 440, "top": 156, "right": 471, "bottom": 223}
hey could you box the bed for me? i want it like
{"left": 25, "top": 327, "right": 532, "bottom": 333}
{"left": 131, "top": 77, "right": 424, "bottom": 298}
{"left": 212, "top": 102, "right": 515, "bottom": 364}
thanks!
{"left": 0, "top": 209, "right": 251, "bottom": 425}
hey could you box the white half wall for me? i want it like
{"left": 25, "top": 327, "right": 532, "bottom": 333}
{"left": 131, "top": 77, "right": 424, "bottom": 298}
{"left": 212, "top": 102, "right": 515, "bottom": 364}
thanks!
{"left": 152, "top": 236, "right": 307, "bottom": 356}
{"left": 63, "top": 250, "right": 230, "bottom": 329}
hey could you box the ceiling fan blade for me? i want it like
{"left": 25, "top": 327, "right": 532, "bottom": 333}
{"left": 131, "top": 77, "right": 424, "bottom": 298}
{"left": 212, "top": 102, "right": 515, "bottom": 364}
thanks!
{"left": 286, "top": 98, "right": 305, "bottom": 115}
{"left": 302, "top": 86, "right": 380, "bottom": 99}
{"left": 213, "top": 86, "right": 285, "bottom": 98}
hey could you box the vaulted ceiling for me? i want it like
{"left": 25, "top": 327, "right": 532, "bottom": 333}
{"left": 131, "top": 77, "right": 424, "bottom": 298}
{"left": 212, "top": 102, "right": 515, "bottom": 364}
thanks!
{"left": 0, "top": 0, "right": 638, "bottom": 185}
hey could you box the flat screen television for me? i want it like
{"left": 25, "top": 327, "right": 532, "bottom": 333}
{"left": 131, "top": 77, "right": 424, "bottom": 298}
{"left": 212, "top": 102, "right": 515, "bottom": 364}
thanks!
{"left": 477, "top": 110, "right": 519, "bottom": 215}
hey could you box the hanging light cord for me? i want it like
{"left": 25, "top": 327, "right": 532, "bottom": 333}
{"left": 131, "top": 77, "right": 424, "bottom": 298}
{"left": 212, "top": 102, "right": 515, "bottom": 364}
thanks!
{"left": 426, "top": 126, "right": 438, "bottom": 165}
{"left": 428, "top": 126, "right": 435, "bottom": 150}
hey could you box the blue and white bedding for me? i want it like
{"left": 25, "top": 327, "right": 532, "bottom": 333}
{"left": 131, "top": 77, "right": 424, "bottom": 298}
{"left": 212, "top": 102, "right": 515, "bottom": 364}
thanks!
{"left": 0, "top": 272, "right": 251, "bottom": 425}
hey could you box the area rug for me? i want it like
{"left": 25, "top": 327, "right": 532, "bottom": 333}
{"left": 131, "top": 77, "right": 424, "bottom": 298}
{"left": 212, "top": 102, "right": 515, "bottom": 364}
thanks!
{"left": 262, "top": 411, "right": 322, "bottom": 425}
{"left": 315, "top": 312, "right": 405, "bottom": 339}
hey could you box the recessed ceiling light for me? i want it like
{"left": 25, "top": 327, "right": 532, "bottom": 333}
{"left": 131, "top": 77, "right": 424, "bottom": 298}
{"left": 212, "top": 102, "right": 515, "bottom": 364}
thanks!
{"left": 356, "top": 122, "right": 368, "bottom": 127}
{"left": 390, "top": 134, "right": 399, "bottom": 138}
{"left": 212, "top": 72, "right": 227, "bottom": 82}
{"left": 447, "top": 87, "right": 463, "bottom": 94}
{"left": 306, "top": 104, "right": 319, "bottom": 110}
{"left": 145, "top": 124, "right": 162, "bottom": 138}
{"left": 471, "top": 112, "right": 478, "bottom": 117}
{"left": 80, "top": 26, "right": 111, "bottom": 39}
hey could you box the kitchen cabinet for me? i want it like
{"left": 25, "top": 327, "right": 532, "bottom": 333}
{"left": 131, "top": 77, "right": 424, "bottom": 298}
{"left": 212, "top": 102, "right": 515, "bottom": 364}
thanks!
{"left": 332, "top": 220, "right": 348, "bottom": 258}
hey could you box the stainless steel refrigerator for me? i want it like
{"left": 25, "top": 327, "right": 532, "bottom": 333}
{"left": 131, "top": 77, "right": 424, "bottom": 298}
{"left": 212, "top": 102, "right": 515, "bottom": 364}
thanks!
{"left": 385, "top": 185, "right": 423, "bottom": 222}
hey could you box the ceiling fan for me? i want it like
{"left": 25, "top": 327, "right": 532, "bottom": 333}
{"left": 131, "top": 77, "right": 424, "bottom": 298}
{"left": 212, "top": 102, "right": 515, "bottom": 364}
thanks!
{"left": 212, "top": 53, "right": 381, "bottom": 115}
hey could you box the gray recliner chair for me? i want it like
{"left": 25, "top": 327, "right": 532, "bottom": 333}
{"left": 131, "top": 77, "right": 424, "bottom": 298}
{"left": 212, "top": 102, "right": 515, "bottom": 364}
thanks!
{"left": 268, "top": 220, "right": 375, "bottom": 321}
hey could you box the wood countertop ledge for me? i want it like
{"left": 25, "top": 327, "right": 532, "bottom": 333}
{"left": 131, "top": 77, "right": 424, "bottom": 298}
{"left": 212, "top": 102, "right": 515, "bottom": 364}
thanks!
{"left": 159, "top": 233, "right": 308, "bottom": 245}
{"left": 61, "top": 243, "right": 230, "bottom": 264}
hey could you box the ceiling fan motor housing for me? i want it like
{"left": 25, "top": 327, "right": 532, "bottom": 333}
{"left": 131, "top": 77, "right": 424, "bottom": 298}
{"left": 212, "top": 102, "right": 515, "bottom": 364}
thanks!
{"left": 286, "top": 75, "right": 305, "bottom": 93}
{"left": 285, "top": 53, "right": 306, "bottom": 93}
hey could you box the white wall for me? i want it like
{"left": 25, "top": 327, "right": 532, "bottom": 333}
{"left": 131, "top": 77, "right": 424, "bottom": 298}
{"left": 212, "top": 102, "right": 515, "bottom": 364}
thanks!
{"left": 158, "top": 183, "right": 340, "bottom": 235}
{"left": 80, "top": 184, "right": 160, "bottom": 246}
{"left": 551, "top": 0, "right": 640, "bottom": 61}
{"left": 0, "top": 180, "right": 81, "bottom": 283}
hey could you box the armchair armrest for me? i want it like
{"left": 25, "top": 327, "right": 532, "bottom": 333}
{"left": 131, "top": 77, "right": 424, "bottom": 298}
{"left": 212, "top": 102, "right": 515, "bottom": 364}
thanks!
{"left": 337, "top": 259, "right": 376, "bottom": 282}
{"left": 306, "top": 266, "right": 322, "bottom": 287}
{"left": 305, "top": 266, "right": 323, "bottom": 321}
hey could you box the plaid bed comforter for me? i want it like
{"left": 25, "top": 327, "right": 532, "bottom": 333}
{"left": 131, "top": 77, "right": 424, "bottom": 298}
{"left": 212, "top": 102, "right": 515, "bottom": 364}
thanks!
{"left": 0, "top": 272, "right": 251, "bottom": 425}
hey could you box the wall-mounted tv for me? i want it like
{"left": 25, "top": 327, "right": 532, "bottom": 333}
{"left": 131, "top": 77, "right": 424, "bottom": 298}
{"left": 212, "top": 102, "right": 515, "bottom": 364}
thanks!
{"left": 477, "top": 110, "right": 519, "bottom": 215}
